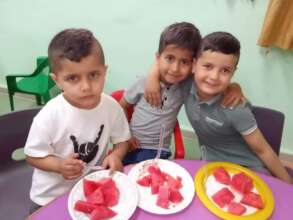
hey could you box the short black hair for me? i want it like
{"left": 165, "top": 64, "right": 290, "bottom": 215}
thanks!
{"left": 198, "top": 31, "right": 241, "bottom": 65}
{"left": 158, "top": 22, "right": 201, "bottom": 57}
{"left": 48, "top": 28, "right": 105, "bottom": 72}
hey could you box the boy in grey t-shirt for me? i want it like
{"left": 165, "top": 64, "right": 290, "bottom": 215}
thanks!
{"left": 119, "top": 22, "right": 201, "bottom": 164}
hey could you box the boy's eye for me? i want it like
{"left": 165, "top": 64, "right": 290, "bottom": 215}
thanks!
{"left": 66, "top": 75, "right": 78, "bottom": 82}
{"left": 165, "top": 56, "right": 174, "bottom": 62}
{"left": 180, "top": 59, "right": 191, "bottom": 65}
{"left": 89, "top": 72, "right": 99, "bottom": 79}
{"left": 203, "top": 64, "right": 212, "bottom": 70}
{"left": 222, "top": 68, "right": 232, "bottom": 74}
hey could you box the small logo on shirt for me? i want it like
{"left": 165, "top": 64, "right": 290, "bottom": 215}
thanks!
{"left": 70, "top": 124, "right": 104, "bottom": 163}
{"left": 205, "top": 116, "right": 223, "bottom": 127}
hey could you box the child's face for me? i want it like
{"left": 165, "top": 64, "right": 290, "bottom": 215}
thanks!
{"left": 193, "top": 50, "right": 237, "bottom": 101}
{"left": 51, "top": 52, "right": 107, "bottom": 109}
{"left": 156, "top": 44, "right": 193, "bottom": 85}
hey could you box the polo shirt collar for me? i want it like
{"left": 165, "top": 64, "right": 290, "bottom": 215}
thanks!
{"left": 189, "top": 82, "right": 222, "bottom": 105}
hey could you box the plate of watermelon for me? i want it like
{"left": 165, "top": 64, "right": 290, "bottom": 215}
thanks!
{"left": 68, "top": 170, "right": 138, "bottom": 220}
{"left": 194, "top": 162, "right": 274, "bottom": 220}
{"left": 128, "top": 159, "right": 194, "bottom": 214}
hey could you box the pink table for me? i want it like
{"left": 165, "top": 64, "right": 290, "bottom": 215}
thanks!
{"left": 27, "top": 160, "right": 293, "bottom": 220}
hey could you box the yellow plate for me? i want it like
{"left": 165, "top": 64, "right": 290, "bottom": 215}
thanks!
{"left": 194, "top": 162, "right": 274, "bottom": 220}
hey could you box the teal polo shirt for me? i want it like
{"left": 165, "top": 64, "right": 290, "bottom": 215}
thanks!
{"left": 181, "top": 78, "right": 265, "bottom": 169}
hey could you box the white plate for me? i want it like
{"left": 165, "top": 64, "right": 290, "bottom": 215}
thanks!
{"left": 128, "top": 159, "right": 194, "bottom": 214}
{"left": 68, "top": 170, "right": 139, "bottom": 220}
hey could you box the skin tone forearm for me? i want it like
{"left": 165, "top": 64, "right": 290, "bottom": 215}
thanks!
{"left": 102, "top": 141, "right": 129, "bottom": 172}
{"left": 244, "top": 129, "right": 293, "bottom": 184}
{"left": 26, "top": 153, "right": 84, "bottom": 180}
{"left": 144, "top": 63, "right": 245, "bottom": 107}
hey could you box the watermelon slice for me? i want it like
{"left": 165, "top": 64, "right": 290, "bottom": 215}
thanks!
{"left": 231, "top": 172, "right": 253, "bottom": 194}
{"left": 90, "top": 206, "right": 117, "bottom": 220}
{"left": 86, "top": 187, "right": 104, "bottom": 205}
{"left": 169, "top": 189, "right": 183, "bottom": 203}
{"left": 74, "top": 200, "right": 98, "bottom": 214}
{"left": 241, "top": 192, "right": 264, "bottom": 209}
{"left": 227, "top": 202, "right": 247, "bottom": 215}
{"left": 99, "top": 178, "right": 119, "bottom": 207}
{"left": 137, "top": 175, "right": 152, "bottom": 187}
{"left": 164, "top": 173, "right": 182, "bottom": 190}
{"left": 156, "top": 185, "right": 170, "bottom": 209}
{"left": 83, "top": 179, "right": 101, "bottom": 197}
{"left": 137, "top": 165, "right": 184, "bottom": 209}
{"left": 212, "top": 187, "right": 235, "bottom": 208}
{"left": 213, "top": 167, "right": 231, "bottom": 185}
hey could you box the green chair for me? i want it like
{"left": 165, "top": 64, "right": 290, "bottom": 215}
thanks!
{"left": 6, "top": 56, "right": 56, "bottom": 111}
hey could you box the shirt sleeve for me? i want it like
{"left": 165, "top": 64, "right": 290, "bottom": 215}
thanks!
{"left": 24, "top": 108, "right": 54, "bottom": 157}
{"left": 124, "top": 77, "right": 145, "bottom": 104}
{"left": 110, "top": 102, "right": 131, "bottom": 144}
{"left": 226, "top": 104, "right": 257, "bottom": 136}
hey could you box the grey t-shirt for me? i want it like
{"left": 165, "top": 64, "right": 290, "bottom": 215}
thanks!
{"left": 181, "top": 77, "right": 265, "bottom": 169}
{"left": 124, "top": 77, "right": 183, "bottom": 151}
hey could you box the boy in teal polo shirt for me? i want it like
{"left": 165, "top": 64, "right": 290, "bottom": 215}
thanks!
{"left": 146, "top": 31, "right": 292, "bottom": 184}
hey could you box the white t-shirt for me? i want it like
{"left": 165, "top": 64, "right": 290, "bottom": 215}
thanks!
{"left": 24, "top": 93, "right": 131, "bottom": 205}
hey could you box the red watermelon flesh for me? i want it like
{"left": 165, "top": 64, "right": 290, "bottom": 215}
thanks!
{"left": 212, "top": 187, "right": 235, "bottom": 208}
{"left": 137, "top": 165, "right": 184, "bottom": 209}
{"left": 90, "top": 205, "right": 117, "bottom": 220}
{"left": 164, "top": 173, "right": 182, "bottom": 190}
{"left": 241, "top": 192, "right": 264, "bottom": 209}
{"left": 86, "top": 187, "right": 104, "bottom": 205}
{"left": 213, "top": 167, "right": 231, "bottom": 185}
{"left": 169, "top": 189, "right": 183, "bottom": 203}
{"left": 227, "top": 202, "right": 247, "bottom": 215}
{"left": 156, "top": 185, "right": 170, "bottom": 209}
{"left": 231, "top": 172, "right": 253, "bottom": 194}
{"left": 137, "top": 175, "right": 152, "bottom": 187}
{"left": 148, "top": 165, "right": 162, "bottom": 176}
{"left": 83, "top": 179, "right": 101, "bottom": 197}
{"left": 99, "top": 178, "right": 119, "bottom": 207}
{"left": 74, "top": 200, "right": 99, "bottom": 214}
{"left": 150, "top": 173, "right": 165, "bottom": 194}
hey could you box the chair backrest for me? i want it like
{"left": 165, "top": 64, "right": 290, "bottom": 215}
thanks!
{"left": 110, "top": 89, "right": 185, "bottom": 158}
{"left": 110, "top": 89, "right": 134, "bottom": 121}
{"left": 0, "top": 108, "right": 41, "bottom": 165}
{"left": 252, "top": 106, "right": 285, "bottom": 155}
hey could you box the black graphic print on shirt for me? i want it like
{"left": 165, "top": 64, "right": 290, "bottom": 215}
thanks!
{"left": 70, "top": 124, "right": 104, "bottom": 163}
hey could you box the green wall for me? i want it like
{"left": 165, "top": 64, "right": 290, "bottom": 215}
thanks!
{"left": 1, "top": 0, "right": 292, "bottom": 154}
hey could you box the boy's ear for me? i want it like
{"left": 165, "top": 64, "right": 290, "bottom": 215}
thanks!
{"left": 50, "top": 73, "right": 61, "bottom": 89}
{"left": 155, "top": 52, "right": 160, "bottom": 61}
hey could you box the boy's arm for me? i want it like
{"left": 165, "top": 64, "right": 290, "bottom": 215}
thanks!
{"left": 222, "top": 82, "right": 247, "bottom": 107}
{"left": 144, "top": 63, "right": 161, "bottom": 107}
{"left": 26, "top": 153, "right": 84, "bottom": 180}
{"left": 102, "top": 141, "right": 129, "bottom": 172}
{"left": 119, "top": 97, "right": 140, "bottom": 150}
{"left": 243, "top": 128, "right": 293, "bottom": 184}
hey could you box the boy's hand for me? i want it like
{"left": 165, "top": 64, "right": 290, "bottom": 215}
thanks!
{"left": 144, "top": 63, "right": 161, "bottom": 107}
{"left": 59, "top": 153, "right": 84, "bottom": 180}
{"left": 221, "top": 82, "right": 246, "bottom": 108}
{"left": 102, "top": 153, "right": 123, "bottom": 174}
{"left": 128, "top": 136, "right": 140, "bottom": 151}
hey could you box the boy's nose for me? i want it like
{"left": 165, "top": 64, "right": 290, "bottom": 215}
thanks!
{"left": 170, "top": 62, "right": 179, "bottom": 72}
{"left": 80, "top": 80, "right": 91, "bottom": 91}
{"left": 210, "top": 70, "right": 220, "bottom": 80}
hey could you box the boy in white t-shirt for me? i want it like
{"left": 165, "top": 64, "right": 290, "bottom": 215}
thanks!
{"left": 24, "top": 28, "right": 131, "bottom": 213}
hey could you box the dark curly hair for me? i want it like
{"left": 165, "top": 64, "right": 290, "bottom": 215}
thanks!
{"left": 158, "top": 22, "right": 201, "bottom": 58}
{"left": 48, "top": 28, "right": 104, "bottom": 72}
